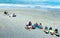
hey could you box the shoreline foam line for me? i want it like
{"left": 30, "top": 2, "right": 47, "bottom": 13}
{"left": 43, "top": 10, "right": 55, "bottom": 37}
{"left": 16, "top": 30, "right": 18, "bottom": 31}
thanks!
{"left": 0, "top": 4, "right": 60, "bottom": 9}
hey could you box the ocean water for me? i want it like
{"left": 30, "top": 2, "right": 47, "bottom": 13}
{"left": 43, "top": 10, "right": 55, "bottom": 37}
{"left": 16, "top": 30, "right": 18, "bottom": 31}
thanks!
{"left": 0, "top": 0, "right": 60, "bottom": 9}
{"left": 0, "top": 0, "right": 60, "bottom": 5}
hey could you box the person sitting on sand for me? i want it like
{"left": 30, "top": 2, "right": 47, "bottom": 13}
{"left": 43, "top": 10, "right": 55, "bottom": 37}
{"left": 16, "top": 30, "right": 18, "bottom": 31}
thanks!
{"left": 55, "top": 29, "right": 58, "bottom": 33}
{"left": 54, "top": 29, "right": 60, "bottom": 37}
{"left": 33, "top": 23, "right": 39, "bottom": 29}
{"left": 38, "top": 23, "right": 43, "bottom": 29}
{"left": 12, "top": 13, "right": 16, "bottom": 17}
{"left": 44, "top": 26, "right": 49, "bottom": 34}
{"left": 28, "top": 21, "right": 32, "bottom": 26}
{"left": 45, "top": 26, "right": 48, "bottom": 30}
{"left": 9, "top": 13, "right": 16, "bottom": 17}
{"left": 49, "top": 27, "right": 55, "bottom": 35}
{"left": 25, "top": 21, "right": 32, "bottom": 29}
{"left": 4, "top": 11, "right": 8, "bottom": 15}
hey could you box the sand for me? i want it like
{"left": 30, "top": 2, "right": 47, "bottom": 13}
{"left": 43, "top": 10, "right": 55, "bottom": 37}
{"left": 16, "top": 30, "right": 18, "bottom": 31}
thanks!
{"left": 0, "top": 8, "right": 60, "bottom": 38}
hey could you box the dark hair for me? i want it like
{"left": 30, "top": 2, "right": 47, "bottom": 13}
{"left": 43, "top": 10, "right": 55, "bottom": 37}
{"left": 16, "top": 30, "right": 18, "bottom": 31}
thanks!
{"left": 4, "top": 11, "right": 8, "bottom": 14}
{"left": 40, "top": 23, "right": 42, "bottom": 25}
{"left": 28, "top": 21, "right": 32, "bottom": 26}
{"left": 45, "top": 26, "right": 48, "bottom": 30}
{"left": 49, "top": 27, "right": 52, "bottom": 30}
{"left": 55, "top": 29, "right": 58, "bottom": 33}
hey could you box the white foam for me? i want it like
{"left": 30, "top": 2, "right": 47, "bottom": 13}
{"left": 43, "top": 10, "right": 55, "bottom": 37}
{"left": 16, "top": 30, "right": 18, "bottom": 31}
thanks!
{"left": 0, "top": 4, "right": 60, "bottom": 9}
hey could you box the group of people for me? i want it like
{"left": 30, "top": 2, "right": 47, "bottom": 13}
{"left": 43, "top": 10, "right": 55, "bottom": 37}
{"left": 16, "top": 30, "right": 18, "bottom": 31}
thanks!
{"left": 25, "top": 21, "right": 60, "bottom": 37}
{"left": 25, "top": 21, "right": 43, "bottom": 30}
{"left": 44, "top": 26, "right": 60, "bottom": 37}
{"left": 4, "top": 11, "right": 16, "bottom": 17}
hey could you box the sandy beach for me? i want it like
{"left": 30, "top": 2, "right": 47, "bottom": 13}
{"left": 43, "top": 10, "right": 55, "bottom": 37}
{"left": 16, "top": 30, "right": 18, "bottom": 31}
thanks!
{"left": 0, "top": 8, "right": 60, "bottom": 38}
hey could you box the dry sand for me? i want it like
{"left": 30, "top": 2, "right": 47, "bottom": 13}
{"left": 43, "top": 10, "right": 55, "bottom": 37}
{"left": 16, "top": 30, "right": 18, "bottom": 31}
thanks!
{"left": 0, "top": 8, "right": 60, "bottom": 38}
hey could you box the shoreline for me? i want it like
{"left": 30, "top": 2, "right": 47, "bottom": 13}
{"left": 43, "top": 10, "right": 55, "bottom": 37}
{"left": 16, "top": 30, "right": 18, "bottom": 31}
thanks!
{"left": 0, "top": 4, "right": 60, "bottom": 9}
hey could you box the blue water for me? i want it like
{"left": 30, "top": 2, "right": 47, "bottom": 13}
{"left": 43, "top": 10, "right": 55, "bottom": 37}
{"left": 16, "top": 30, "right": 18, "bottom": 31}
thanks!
{"left": 0, "top": 0, "right": 59, "bottom": 5}
{"left": 0, "top": 0, "right": 60, "bottom": 9}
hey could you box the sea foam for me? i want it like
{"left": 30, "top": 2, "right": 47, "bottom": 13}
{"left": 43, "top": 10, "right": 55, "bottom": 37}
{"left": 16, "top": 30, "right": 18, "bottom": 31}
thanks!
{"left": 0, "top": 4, "right": 60, "bottom": 9}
